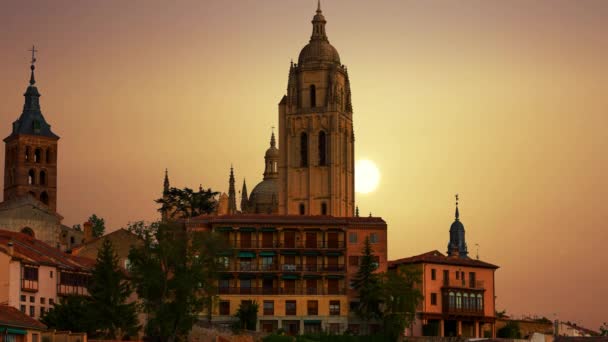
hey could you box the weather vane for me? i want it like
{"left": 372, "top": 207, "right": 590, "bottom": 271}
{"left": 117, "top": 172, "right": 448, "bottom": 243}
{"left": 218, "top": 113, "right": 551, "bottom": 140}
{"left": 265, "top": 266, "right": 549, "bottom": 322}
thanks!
{"left": 29, "top": 45, "right": 37, "bottom": 65}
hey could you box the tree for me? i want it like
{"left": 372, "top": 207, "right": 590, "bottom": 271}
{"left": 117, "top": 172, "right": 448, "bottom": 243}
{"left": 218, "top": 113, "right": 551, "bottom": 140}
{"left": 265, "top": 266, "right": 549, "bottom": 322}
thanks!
{"left": 235, "top": 301, "right": 259, "bottom": 331}
{"left": 600, "top": 323, "right": 608, "bottom": 336}
{"left": 41, "top": 295, "right": 96, "bottom": 335}
{"left": 155, "top": 187, "right": 219, "bottom": 220}
{"left": 497, "top": 321, "right": 522, "bottom": 338}
{"left": 72, "top": 224, "right": 82, "bottom": 231}
{"left": 128, "top": 221, "right": 229, "bottom": 342}
{"left": 87, "top": 238, "right": 139, "bottom": 339}
{"left": 88, "top": 214, "right": 106, "bottom": 237}
{"left": 381, "top": 265, "right": 423, "bottom": 341}
{"left": 351, "top": 236, "right": 383, "bottom": 334}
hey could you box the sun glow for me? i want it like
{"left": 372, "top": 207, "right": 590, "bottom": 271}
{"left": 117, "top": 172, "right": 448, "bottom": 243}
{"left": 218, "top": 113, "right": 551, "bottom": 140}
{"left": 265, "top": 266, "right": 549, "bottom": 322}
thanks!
{"left": 355, "top": 159, "right": 380, "bottom": 194}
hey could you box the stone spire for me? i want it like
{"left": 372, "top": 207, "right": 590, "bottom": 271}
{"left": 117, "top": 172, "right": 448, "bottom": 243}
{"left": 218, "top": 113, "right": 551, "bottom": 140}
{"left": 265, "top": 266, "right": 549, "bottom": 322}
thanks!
{"left": 163, "top": 169, "right": 170, "bottom": 195}
{"left": 241, "top": 179, "right": 249, "bottom": 212}
{"left": 447, "top": 194, "right": 468, "bottom": 258}
{"left": 310, "top": 0, "right": 328, "bottom": 42}
{"left": 264, "top": 131, "right": 279, "bottom": 180}
{"left": 228, "top": 166, "right": 237, "bottom": 214}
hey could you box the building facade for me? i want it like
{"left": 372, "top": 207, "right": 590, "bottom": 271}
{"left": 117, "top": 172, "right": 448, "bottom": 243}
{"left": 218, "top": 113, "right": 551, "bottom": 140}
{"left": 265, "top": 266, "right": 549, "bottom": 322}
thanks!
{"left": 0, "top": 230, "right": 92, "bottom": 321}
{"left": 388, "top": 201, "right": 498, "bottom": 338}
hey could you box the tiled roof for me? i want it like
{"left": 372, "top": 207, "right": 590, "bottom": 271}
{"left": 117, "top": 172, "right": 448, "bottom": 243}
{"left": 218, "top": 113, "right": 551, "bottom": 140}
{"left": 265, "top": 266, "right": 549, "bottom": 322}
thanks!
{"left": 0, "top": 230, "right": 93, "bottom": 271}
{"left": 70, "top": 228, "right": 141, "bottom": 253}
{"left": 388, "top": 250, "right": 499, "bottom": 269}
{"left": 189, "top": 214, "right": 386, "bottom": 226}
{"left": 0, "top": 305, "right": 47, "bottom": 330}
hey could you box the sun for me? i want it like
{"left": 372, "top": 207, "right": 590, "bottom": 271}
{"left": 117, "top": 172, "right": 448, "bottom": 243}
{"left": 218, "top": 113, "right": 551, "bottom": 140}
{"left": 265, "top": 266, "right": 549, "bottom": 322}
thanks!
{"left": 355, "top": 159, "right": 380, "bottom": 194}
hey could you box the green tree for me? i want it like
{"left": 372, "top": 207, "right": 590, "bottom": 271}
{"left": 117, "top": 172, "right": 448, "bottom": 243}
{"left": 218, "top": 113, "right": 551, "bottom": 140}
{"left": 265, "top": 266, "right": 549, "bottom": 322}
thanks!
{"left": 128, "top": 221, "right": 228, "bottom": 342}
{"left": 41, "top": 295, "right": 96, "bottom": 335}
{"left": 600, "top": 322, "right": 607, "bottom": 336}
{"left": 235, "top": 301, "right": 259, "bottom": 330}
{"left": 351, "top": 236, "right": 382, "bottom": 334}
{"left": 155, "top": 187, "right": 219, "bottom": 220}
{"left": 381, "top": 265, "right": 423, "bottom": 341}
{"left": 497, "top": 321, "right": 522, "bottom": 338}
{"left": 72, "top": 224, "right": 82, "bottom": 231}
{"left": 88, "top": 238, "right": 139, "bottom": 339}
{"left": 88, "top": 214, "right": 106, "bottom": 237}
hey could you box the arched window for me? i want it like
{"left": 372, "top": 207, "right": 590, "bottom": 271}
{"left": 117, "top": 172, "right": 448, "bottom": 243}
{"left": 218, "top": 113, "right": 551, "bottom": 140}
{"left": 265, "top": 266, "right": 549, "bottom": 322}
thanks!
{"left": 449, "top": 292, "right": 455, "bottom": 309}
{"left": 310, "top": 85, "right": 316, "bottom": 108}
{"left": 46, "top": 149, "right": 52, "bottom": 163}
{"left": 40, "top": 192, "right": 49, "bottom": 205}
{"left": 273, "top": 161, "right": 277, "bottom": 173}
{"left": 299, "top": 203, "right": 306, "bottom": 215}
{"left": 463, "top": 293, "right": 469, "bottom": 310}
{"left": 318, "top": 131, "right": 327, "bottom": 166}
{"left": 456, "top": 292, "right": 462, "bottom": 309}
{"left": 21, "top": 227, "right": 35, "bottom": 237}
{"left": 39, "top": 170, "right": 46, "bottom": 186}
{"left": 300, "top": 132, "right": 308, "bottom": 167}
{"left": 34, "top": 148, "right": 42, "bottom": 163}
{"left": 28, "top": 169, "right": 35, "bottom": 185}
{"left": 477, "top": 294, "right": 483, "bottom": 310}
{"left": 25, "top": 146, "right": 31, "bottom": 162}
{"left": 321, "top": 202, "right": 327, "bottom": 215}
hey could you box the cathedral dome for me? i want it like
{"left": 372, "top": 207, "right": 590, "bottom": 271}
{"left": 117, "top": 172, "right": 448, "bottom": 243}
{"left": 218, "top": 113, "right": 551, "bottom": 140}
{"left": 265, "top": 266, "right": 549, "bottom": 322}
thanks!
{"left": 450, "top": 219, "right": 464, "bottom": 232}
{"left": 298, "top": 40, "right": 341, "bottom": 66}
{"left": 249, "top": 179, "right": 278, "bottom": 214}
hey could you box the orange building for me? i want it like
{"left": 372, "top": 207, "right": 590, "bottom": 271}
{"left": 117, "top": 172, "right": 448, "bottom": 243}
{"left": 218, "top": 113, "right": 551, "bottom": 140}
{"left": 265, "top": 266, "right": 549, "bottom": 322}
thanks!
{"left": 388, "top": 200, "right": 499, "bottom": 338}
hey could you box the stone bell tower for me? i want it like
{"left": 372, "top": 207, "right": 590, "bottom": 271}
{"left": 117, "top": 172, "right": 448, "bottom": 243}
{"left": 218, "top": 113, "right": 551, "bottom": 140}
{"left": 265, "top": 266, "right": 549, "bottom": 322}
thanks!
{"left": 4, "top": 47, "right": 60, "bottom": 212}
{"left": 278, "top": 2, "right": 355, "bottom": 217}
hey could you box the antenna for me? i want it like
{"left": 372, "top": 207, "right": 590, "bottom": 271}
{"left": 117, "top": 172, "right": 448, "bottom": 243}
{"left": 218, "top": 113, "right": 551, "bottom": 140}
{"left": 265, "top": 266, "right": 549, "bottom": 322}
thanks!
{"left": 475, "top": 243, "right": 480, "bottom": 260}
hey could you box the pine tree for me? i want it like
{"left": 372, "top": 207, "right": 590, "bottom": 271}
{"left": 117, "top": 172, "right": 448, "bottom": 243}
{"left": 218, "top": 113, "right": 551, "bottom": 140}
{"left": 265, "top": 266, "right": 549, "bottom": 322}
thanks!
{"left": 351, "top": 236, "right": 382, "bottom": 333}
{"left": 88, "top": 238, "right": 139, "bottom": 339}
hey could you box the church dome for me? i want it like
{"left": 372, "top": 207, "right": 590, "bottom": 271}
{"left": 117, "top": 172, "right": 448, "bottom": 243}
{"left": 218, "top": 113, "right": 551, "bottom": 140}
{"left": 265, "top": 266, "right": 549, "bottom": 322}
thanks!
{"left": 265, "top": 145, "right": 279, "bottom": 158}
{"left": 450, "top": 219, "right": 464, "bottom": 232}
{"left": 298, "top": 40, "right": 341, "bottom": 66}
{"left": 249, "top": 179, "right": 278, "bottom": 214}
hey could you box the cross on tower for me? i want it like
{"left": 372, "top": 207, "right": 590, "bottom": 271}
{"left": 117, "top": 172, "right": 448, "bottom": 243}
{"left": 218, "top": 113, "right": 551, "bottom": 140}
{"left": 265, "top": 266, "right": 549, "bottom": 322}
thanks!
{"left": 455, "top": 193, "right": 459, "bottom": 206}
{"left": 29, "top": 45, "right": 38, "bottom": 65}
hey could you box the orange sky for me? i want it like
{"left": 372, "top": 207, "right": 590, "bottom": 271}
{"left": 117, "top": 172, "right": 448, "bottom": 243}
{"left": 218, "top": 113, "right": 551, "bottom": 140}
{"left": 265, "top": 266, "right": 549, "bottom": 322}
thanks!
{"left": 1, "top": 0, "right": 607, "bottom": 330}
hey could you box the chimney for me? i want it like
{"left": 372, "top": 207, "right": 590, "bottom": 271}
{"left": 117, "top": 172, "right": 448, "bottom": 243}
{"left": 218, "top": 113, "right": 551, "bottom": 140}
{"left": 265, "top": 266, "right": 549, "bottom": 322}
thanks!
{"left": 83, "top": 221, "right": 93, "bottom": 243}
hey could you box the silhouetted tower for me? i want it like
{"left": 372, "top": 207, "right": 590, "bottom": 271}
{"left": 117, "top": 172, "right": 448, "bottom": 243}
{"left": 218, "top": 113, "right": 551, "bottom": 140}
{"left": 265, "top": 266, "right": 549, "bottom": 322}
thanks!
{"left": 4, "top": 47, "right": 60, "bottom": 211}
{"left": 161, "top": 169, "right": 171, "bottom": 221}
{"left": 228, "top": 166, "right": 237, "bottom": 214}
{"left": 241, "top": 179, "right": 249, "bottom": 212}
{"left": 447, "top": 194, "right": 468, "bottom": 258}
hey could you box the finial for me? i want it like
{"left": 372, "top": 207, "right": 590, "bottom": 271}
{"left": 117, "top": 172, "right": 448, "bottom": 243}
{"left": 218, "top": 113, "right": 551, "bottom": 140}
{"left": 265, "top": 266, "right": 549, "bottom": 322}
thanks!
{"left": 355, "top": 206, "right": 359, "bottom": 217}
{"left": 270, "top": 127, "right": 276, "bottom": 148}
{"left": 317, "top": 0, "right": 322, "bottom": 13}
{"left": 29, "top": 45, "right": 38, "bottom": 86}
{"left": 199, "top": 184, "right": 203, "bottom": 192}
{"left": 455, "top": 193, "right": 460, "bottom": 220}
{"left": 368, "top": 212, "right": 372, "bottom": 218}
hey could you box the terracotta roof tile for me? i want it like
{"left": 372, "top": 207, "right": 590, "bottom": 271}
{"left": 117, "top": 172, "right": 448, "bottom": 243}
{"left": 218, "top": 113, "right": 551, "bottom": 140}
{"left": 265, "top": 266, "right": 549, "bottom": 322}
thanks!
{"left": 0, "top": 305, "right": 46, "bottom": 330}
{"left": 389, "top": 250, "right": 499, "bottom": 269}
{"left": 0, "top": 230, "right": 93, "bottom": 271}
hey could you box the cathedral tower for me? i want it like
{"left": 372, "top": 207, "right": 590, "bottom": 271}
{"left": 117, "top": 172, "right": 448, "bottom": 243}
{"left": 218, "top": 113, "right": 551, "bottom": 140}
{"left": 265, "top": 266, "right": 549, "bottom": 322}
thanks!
{"left": 278, "top": 3, "right": 355, "bottom": 217}
{"left": 447, "top": 194, "right": 469, "bottom": 258}
{"left": 4, "top": 48, "right": 60, "bottom": 211}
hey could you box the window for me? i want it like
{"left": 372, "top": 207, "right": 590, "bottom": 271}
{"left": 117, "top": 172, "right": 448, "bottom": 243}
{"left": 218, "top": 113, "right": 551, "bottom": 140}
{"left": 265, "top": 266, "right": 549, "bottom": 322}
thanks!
{"left": 20, "top": 295, "right": 26, "bottom": 302}
{"left": 299, "top": 203, "right": 306, "bottom": 215}
{"left": 33, "top": 120, "right": 41, "bottom": 133}
{"left": 456, "top": 292, "right": 462, "bottom": 309}
{"left": 300, "top": 132, "right": 308, "bottom": 167}
{"left": 431, "top": 293, "right": 437, "bottom": 305}
{"left": 348, "top": 255, "right": 359, "bottom": 266}
{"left": 32, "top": 333, "right": 39, "bottom": 342}
{"left": 20, "top": 305, "right": 26, "bottom": 313}
{"left": 263, "top": 301, "right": 274, "bottom": 315}
{"left": 449, "top": 292, "right": 455, "bottom": 308}
{"left": 29, "top": 306, "right": 35, "bottom": 317}
{"left": 477, "top": 294, "right": 483, "bottom": 310}
{"left": 329, "top": 300, "right": 340, "bottom": 315}
{"left": 50, "top": 271, "right": 53, "bottom": 278}
{"left": 349, "top": 232, "right": 357, "bottom": 244}
{"left": 369, "top": 233, "right": 379, "bottom": 244}
{"left": 443, "top": 270, "right": 449, "bottom": 285}
{"left": 40, "top": 307, "right": 45, "bottom": 316}
{"left": 34, "top": 148, "right": 42, "bottom": 163}
{"left": 49, "top": 298, "right": 54, "bottom": 306}
{"left": 307, "top": 300, "right": 318, "bottom": 315}
{"left": 40, "top": 297, "right": 45, "bottom": 304}
{"left": 30, "top": 296, "right": 35, "bottom": 303}
{"left": 285, "top": 300, "right": 296, "bottom": 315}
{"left": 39, "top": 170, "right": 46, "bottom": 185}
{"left": 463, "top": 293, "right": 469, "bottom": 310}
{"left": 28, "top": 169, "right": 35, "bottom": 185}
{"left": 461, "top": 272, "right": 465, "bottom": 286}
{"left": 219, "top": 301, "right": 229, "bottom": 315}
{"left": 469, "top": 272, "right": 476, "bottom": 288}
{"left": 310, "top": 84, "right": 316, "bottom": 107}
{"left": 318, "top": 131, "right": 327, "bottom": 166}
{"left": 321, "top": 202, "right": 327, "bottom": 215}
{"left": 261, "top": 256, "right": 274, "bottom": 271}
{"left": 456, "top": 271, "right": 460, "bottom": 280}
{"left": 431, "top": 269, "right": 436, "bottom": 280}
{"left": 25, "top": 146, "right": 30, "bottom": 162}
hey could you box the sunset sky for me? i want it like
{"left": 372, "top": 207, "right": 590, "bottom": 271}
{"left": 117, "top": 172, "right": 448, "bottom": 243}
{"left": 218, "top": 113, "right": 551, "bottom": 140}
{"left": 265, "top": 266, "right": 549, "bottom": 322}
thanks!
{"left": 1, "top": 0, "right": 607, "bottom": 330}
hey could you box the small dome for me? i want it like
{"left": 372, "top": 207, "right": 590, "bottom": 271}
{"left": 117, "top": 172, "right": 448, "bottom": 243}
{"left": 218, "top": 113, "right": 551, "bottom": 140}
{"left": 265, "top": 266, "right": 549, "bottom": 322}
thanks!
{"left": 298, "top": 40, "right": 341, "bottom": 66}
{"left": 249, "top": 179, "right": 278, "bottom": 214}
{"left": 265, "top": 146, "right": 279, "bottom": 158}
{"left": 450, "top": 220, "right": 464, "bottom": 232}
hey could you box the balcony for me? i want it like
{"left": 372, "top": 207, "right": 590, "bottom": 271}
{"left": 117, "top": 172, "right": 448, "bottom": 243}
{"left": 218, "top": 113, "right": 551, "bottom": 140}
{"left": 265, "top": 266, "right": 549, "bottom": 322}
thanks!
{"left": 442, "top": 280, "right": 485, "bottom": 290}
{"left": 21, "top": 279, "right": 38, "bottom": 292}
{"left": 230, "top": 240, "right": 345, "bottom": 249}
{"left": 57, "top": 284, "right": 88, "bottom": 296}
{"left": 224, "top": 263, "right": 346, "bottom": 272}
{"left": 217, "top": 287, "right": 347, "bottom": 295}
